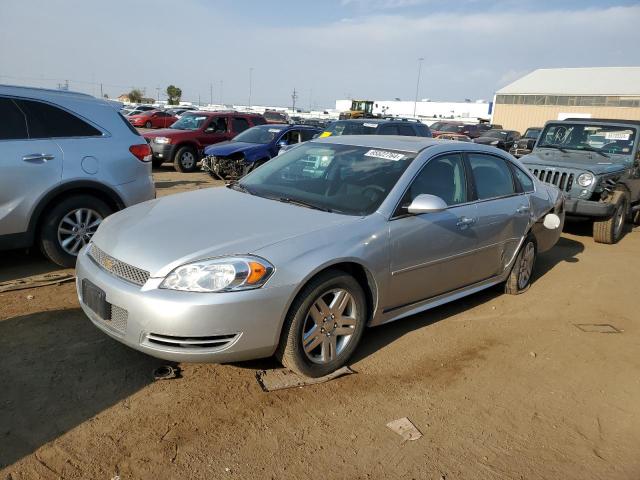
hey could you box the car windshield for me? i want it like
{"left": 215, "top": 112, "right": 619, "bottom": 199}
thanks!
{"left": 239, "top": 142, "right": 416, "bottom": 215}
{"left": 323, "top": 121, "right": 378, "bottom": 136}
{"left": 484, "top": 130, "right": 508, "bottom": 138}
{"left": 233, "top": 125, "right": 286, "bottom": 144}
{"left": 170, "top": 113, "right": 209, "bottom": 130}
{"left": 524, "top": 128, "right": 541, "bottom": 139}
{"left": 538, "top": 123, "right": 637, "bottom": 156}
{"left": 264, "top": 112, "right": 286, "bottom": 122}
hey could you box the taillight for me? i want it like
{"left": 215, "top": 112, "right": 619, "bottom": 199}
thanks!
{"left": 129, "top": 144, "right": 152, "bottom": 162}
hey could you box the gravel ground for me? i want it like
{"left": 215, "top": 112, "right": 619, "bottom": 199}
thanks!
{"left": 1, "top": 167, "right": 639, "bottom": 479}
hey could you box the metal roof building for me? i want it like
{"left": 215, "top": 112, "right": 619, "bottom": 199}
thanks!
{"left": 491, "top": 67, "right": 640, "bottom": 133}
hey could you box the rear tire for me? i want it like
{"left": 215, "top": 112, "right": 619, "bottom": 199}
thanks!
{"left": 173, "top": 146, "right": 198, "bottom": 173}
{"left": 593, "top": 191, "right": 628, "bottom": 244}
{"left": 505, "top": 235, "right": 537, "bottom": 295}
{"left": 276, "top": 270, "right": 367, "bottom": 378}
{"left": 39, "top": 195, "right": 113, "bottom": 268}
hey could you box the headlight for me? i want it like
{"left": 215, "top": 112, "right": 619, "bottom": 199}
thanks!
{"left": 154, "top": 137, "right": 171, "bottom": 144}
{"left": 160, "top": 256, "right": 274, "bottom": 292}
{"left": 491, "top": 140, "right": 499, "bottom": 145}
{"left": 577, "top": 172, "right": 595, "bottom": 187}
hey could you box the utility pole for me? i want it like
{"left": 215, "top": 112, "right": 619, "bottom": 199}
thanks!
{"left": 100, "top": 83, "right": 103, "bottom": 98}
{"left": 210, "top": 82, "right": 213, "bottom": 106}
{"left": 413, "top": 57, "right": 424, "bottom": 118}
{"left": 292, "top": 88, "right": 298, "bottom": 113}
{"left": 219, "top": 80, "right": 223, "bottom": 105}
{"left": 248, "top": 67, "right": 254, "bottom": 108}
{"left": 156, "top": 86, "right": 160, "bottom": 102}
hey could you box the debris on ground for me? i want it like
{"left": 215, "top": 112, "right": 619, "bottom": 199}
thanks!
{"left": 574, "top": 323, "right": 622, "bottom": 334}
{"left": 0, "top": 271, "right": 75, "bottom": 293}
{"left": 152, "top": 365, "right": 182, "bottom": 381}
{"left": 255, "top": 366, "right": 355, "bottom": 392}
{"left": 529, "top": 351, "right": 537, "bottom": 358}
{"left": 386, "top": 417, "right": 422, "bottom": 441}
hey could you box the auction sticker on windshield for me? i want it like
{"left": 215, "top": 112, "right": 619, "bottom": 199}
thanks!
{"left": 364, "top": 149, "right": 405, "bottom": 161}
{"left": 363, "top": 123, "right": 378, "bottom": 128}
{"left": 604, "top": 131, "right": 631, "bottom": 141}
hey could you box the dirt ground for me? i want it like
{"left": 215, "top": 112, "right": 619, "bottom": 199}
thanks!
{"left": 1, "top": 166, "right": 640, "bottom": 480}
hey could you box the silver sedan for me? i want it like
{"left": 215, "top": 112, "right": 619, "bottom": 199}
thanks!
{"left": 76, "top": 136, "right": 564, "bottom": 377}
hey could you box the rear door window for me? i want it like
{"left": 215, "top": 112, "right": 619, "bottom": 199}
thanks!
{"left": 301, "top": 129, "right": 317, "bottom": 141}
{"left": 232, "top": 117, "right": 250, "bottom": 133}
{"left": 468, "top": 153, "right": 516, "bottom": 200}
{"left": 0, "top": 97, "right": 28, "bottom": 140}
{"left": 15, "top": 99, "right": 102, "bottom": 138}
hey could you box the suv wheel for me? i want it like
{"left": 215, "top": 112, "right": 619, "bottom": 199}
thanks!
{"left": 505, "top": 235, "right": 537, "bottom": 295}
{"left": 144, "top": 121, "right": 152, "bottom": 128}
{"left": 276, "top": 270, "right": 367, "bottom": 378}
{"left": 173, "top": 146, "right": 198, "bottom": 173}
{"left": 39, "top": 195, "right": 112, "bottom": 267}
{"left": 593, "top": 191, "right": 628, "bottom": 244}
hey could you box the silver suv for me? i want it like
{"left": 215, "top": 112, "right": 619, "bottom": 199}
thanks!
{"left": 0, "top": 85, "right": 156, "bottom": 267}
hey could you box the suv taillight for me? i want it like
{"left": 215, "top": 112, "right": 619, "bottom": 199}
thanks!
{"left": 129, "top": 144, "right": 152, "bottom": 162}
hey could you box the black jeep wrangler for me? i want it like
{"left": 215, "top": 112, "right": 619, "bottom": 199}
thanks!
{"left": 521, "top": 118, "right": 640, "bottom": 244}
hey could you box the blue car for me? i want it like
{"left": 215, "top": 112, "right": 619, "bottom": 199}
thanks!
{"left": 202, "top": 124, "right": 322, "bottom": 180}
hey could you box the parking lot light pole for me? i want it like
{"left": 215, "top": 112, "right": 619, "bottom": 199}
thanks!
{"left": 413, "top": 57, "right": 424, "bottom": 118}
{"left": 248, "top": 67, "right": 254, "bottom": 109}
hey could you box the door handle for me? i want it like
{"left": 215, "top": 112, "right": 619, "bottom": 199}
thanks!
{"left": 22, "top": 153, "right": 55, "bottom": 163}
{"left": 516, "top": 205, "right": 530, "bottom": 214}
{"left": 456, "top": 216, "right": 476, "bottom": 228}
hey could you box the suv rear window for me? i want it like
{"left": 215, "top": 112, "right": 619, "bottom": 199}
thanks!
{"left": 15, "top": 99, "right": 102, "bottom": 138}
{"left": 252, "top": 116, "right": 267, "bottom": 126}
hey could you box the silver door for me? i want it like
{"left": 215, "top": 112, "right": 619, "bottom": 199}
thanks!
{"left": 467, "top": 152, "right": 531, "bottom": 279}
{"left": 387, "top": 152, "right": 484, "bottom": 309}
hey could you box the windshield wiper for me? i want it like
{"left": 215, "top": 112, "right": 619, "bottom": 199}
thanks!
{"left": 538, "top": 144, "right": 568, "bottom": 153}
{"left": 576, "top": 146, "right": 609, "bottom": 158}
{"left": 226, "top": 181, "right": 253, "bottom": 195}
{"left": 276, "top": 196, "right": 333, "bottom": 213}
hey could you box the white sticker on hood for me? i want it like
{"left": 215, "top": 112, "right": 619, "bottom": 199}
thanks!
{"left": 363, "top": 123, "right": 378, "bottom": 128}
{"left": 604, "top": 131, "right": 631, "bottom": 140}
{"left": 364, "top": 149, "right": 405, "bottom": 161}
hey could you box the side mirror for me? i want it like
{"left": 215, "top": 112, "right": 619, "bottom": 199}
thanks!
{"left": 407, "top": 194, "right": 448, "bottom": 214}
{"left": 277, "top": 140, "right": 288, "bottom": 149}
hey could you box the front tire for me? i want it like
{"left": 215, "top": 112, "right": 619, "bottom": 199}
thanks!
{"left": 593, "top": 191, "right": 628, "bottom": 244}
{"left": 505, "top": 235, "right": 537, "bottom": 295}
{"left": 276, "top": 270, "right": 367, "bottom": 378}
{"left": 39, "top": 195, "right": 112, "bottom": 268}
{"left": 173, "top": 146, "right": 198, "bottom": 173}
{"left": 145, "top": 121, "right": 152, "bottom": 128}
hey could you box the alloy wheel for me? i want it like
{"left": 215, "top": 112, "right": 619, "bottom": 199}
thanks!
{"left": 181, "top": 152, "right": 195, "bottom": 170}
{"left": 57, "top": 208, "right": 102, "bottom": 256}
{"left": 302, "top": 288, "right": 358, "bottom": 364}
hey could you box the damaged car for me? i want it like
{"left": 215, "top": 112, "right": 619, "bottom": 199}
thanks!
{"left": 201, "top": 124, "right": 321, "bottom": 180}
{"left": 521, "top": 118, "right": 640, "bottom": 244}
{"left": 76, "top": 136, "right": 564, "bottom": 378}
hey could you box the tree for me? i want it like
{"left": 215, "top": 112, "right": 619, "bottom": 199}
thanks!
{"left": 128, "top": 88, "right": 143, "bottom": 103}
{"left": 166, "top": 85, "right": 182, "bottom": 105}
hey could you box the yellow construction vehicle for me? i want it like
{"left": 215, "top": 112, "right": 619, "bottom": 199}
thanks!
{"left": 339, "top": 99, "right": 375, "bottom": 119}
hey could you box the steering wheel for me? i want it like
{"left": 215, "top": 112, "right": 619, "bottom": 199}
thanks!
{"left": 361, "top": 185, "right": 386, "bottom": 204}
{"left": 600, "top": 142, "right": 626, "bottom": 154}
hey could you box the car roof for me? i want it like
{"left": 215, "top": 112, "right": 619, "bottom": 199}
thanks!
{"left": 313, "top": 135, "right": 441, "bottom": 153}
{"left": 560, "top": 118, "right": 640, "bottom": 128}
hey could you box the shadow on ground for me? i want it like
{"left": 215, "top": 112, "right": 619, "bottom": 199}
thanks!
{"left": 0, "top": 250, "right": 62, "bottom": 284}
{"left": 0, "top": 308, "right": 164, "bottom": 468}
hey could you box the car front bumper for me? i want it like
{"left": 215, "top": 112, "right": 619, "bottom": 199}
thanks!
{"left": 75, "top": 247, "right": 294, "bottom": 363}
{"left": 565, "top": 198, "right": 615, "bottom": 219}
{"left": 149, "top": 142, "right": 176, "bottom": 161}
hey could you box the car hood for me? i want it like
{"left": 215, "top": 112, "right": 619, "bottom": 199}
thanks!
{"left": 204, "top": 141, "right": 265, "bottom": 156}
{"left": 91, "top": 187, "right": 358, "bottom": 278}
{"left": 521, "top": 151, "right": 628, "bottom": 175}
{"left": 143, "top": 128, "right": 194, "bottom": 140}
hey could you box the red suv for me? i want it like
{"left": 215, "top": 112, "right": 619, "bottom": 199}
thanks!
{"left": 143, "top": 111, "right": 266, "bottom": 172}
{"left": 128, "top": 110, "right": 178, "bottom": 129}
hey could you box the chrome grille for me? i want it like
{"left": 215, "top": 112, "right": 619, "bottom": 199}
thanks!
{"left": 110, "top": 305, "right": 128, "bottom": 333}
{"left": 89, "top": 244, "right": 150, "bottom": 286}
{"left": 531, "top": 168, "right": 575, "bottom": 192}
{"left": 144, "top": 333, "right": 240, "bottom": 351}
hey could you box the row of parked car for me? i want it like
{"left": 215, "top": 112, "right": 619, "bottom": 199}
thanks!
{"left": 1, "top": 84, "right": 639, "bottom": 379}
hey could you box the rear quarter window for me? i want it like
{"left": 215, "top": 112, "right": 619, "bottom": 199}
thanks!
{"left": 252, "top": 116, "right": 267, "bottom": 126}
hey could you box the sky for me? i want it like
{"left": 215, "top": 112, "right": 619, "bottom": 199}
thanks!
{"left": 1, "top": 0, "right": 639, "bottom": 108}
